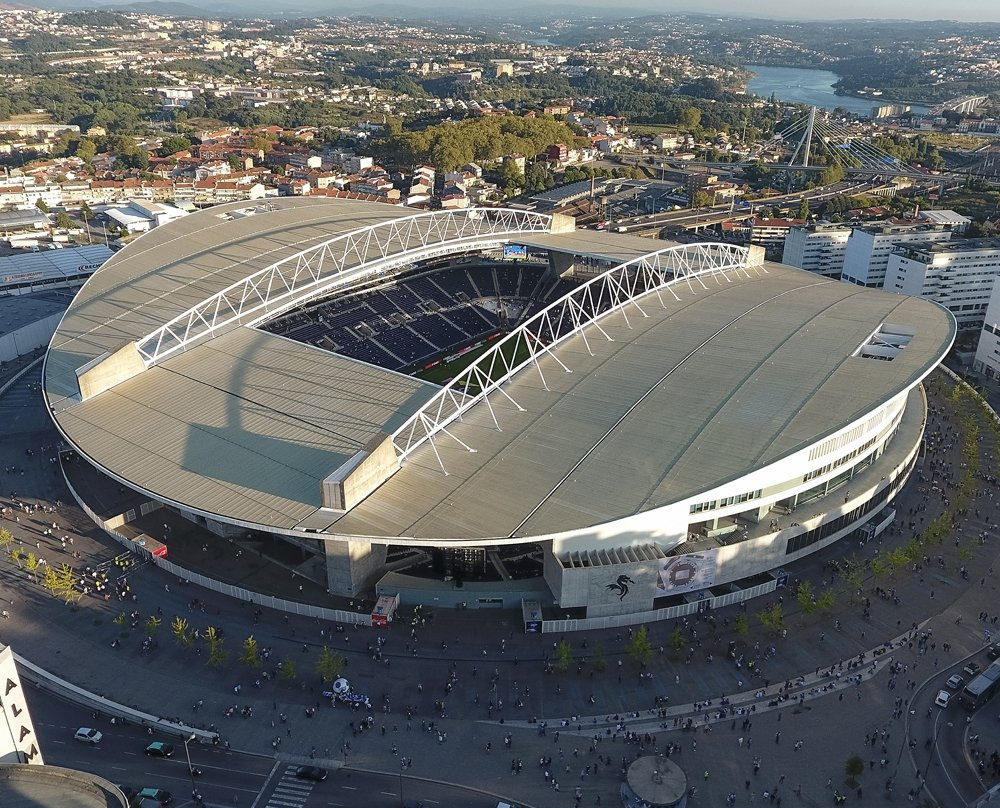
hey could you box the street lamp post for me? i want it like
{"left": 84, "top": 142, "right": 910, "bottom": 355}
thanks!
{"left": 183, "top": 733, "right": 198, "bottom": 799}
{"left": 398, "top": 756, "right": 405, "bottom": 808}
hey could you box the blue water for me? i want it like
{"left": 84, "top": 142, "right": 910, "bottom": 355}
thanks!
{"left": 745, "top": 65, "right": 929, "bottom": 117}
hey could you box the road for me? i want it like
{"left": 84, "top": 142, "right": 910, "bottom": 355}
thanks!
{"left": 26, "top": 684, "right": 273, "bottom": 806}
{"left": 603, "top": 179, "right": 876, "bottom": 234}
{"left": 905, "top": 649, "right": 996, "bottom": 806}
{"left": 25, "top": 684, "right": 505, "bottom": 808}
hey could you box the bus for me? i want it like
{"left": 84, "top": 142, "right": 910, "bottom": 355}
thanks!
{"left": 959, "top": 659, "right": 1000, "bottom": 710}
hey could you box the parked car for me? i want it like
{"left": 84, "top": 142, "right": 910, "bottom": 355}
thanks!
{"left": 144, "top": 741, "right": 174, "bottom": 758}
{"left": 294, "top": 765, "right": 328, "bottom": 782}
{"left": 987, "top": 643, "right": 1000, "bottom": 661}
{"left": 935, "top": 690, "right": 951, "bottom": 708}
{"left": 963, "top": 661, "right": 982, "bottom": 677}
{"left": 946, "top": 674, "right": 964, "bottom": 690}
{"left": 137, "top": 787, "right": 173, "bottom": 805}
{"left": 74, "top": 727, "right": 103, "bottom": 744}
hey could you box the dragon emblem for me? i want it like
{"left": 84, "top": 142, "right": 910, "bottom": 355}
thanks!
{"left": 605, "top": 574, "right": 635, "bottom": 601}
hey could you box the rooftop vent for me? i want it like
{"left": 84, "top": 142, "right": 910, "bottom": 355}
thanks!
{"left": 854, "top": 323, "right": 913, "bottom": 362}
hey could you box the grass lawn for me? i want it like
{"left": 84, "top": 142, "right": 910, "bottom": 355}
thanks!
{"left": 414, "top": 334, "right": 535, "bottom": 389}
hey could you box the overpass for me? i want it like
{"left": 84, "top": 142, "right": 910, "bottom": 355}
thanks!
{"left": 605, "top": 180, "right": 886, "bottom": 234}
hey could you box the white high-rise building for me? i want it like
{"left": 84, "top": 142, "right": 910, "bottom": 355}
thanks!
{"left": 782, "top": 223, "right": 853, "bottom": 278}
{"left": 973, "top": 281, "right": 1000, "bottom": 381}
{"left": 841, "top": 223, "right": 955, "bottom": 288}
{"left": 885, "top": 238, "right": 1000, "bottom": 331}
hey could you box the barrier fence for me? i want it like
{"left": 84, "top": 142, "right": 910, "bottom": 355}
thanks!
{"left": 10, "top": 647, "right": 217, "bottom": 744}
{"left": 541, "top": 578, "right": 779, "bottom": 633}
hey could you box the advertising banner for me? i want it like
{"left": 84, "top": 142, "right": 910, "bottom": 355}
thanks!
{"left": 656, "top": 549, "right": 718, "bottom": 595}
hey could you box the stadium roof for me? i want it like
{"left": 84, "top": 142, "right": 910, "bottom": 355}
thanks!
{"left": 0, "top": 291, "right": 71, "bottom": 338}
{"left": 520, "top": 229, "right": 672, "bottom": 265}
{"left": 44, "top": 198, "right": 954, "bottom": 543}
{"left": 44, "top": 199, "right": 415, "bottom": 405}
{"left": 0, "top": 245, "right": 113, "bottom": 290}
{"left": 323, "top": 264, "right": 953, "bottom": 541}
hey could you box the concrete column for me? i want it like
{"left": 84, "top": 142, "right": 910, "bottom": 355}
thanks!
{"left": 548, "top": 250, "right": 576, "bottom": 279}
{"left": 324, "top": 537, "right": 387, "bottom": 597}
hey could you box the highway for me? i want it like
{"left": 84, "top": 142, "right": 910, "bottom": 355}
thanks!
{"left": 603, "top": 179, "right": 876, "bottom": 234}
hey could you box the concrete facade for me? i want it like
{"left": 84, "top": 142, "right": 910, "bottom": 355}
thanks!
{"left": 841, "top": 223, "right": 954, "bottom": 288}
{"left": 973, "top": 282, "right": 1000, "bottom": 380}
{"left": 885, "top": 238, "right": 1000, "bottom": 330}
{"left": 781, "top": 223, "right": 852, "bottom": 278}
{"left": 324, "top": 537, "right": 387, "bottom": 597}
{"left": 544, "top": 385, "right": 924, "bottom": 616}
{"left": 0, "top": 312, "right": 62, "bottom": 363}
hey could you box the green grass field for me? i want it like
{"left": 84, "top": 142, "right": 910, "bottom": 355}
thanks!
{"left": 414, "top": 334, "right": 534, "bottom": 389}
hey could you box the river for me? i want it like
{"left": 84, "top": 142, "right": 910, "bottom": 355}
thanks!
{"left": 744, "top": 64, "right": 929, "bottom": 117}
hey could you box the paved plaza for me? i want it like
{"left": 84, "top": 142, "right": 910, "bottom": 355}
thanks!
{"left": 2, "top": 356, "right": 1000, "bottom": 807}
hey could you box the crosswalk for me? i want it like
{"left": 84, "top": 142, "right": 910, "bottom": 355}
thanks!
{"left": 263, "top": 767, "right": 317, "bottom": 808}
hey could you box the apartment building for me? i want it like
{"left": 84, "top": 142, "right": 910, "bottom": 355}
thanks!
{"left": 973, "top": 280, "right": 1000, "bottom": 381}
{"left": 841, "top": 222, "right": 955, "bottom": 288}
{"left": 885, "top": 238, "right": 1000, "bottom": 331}
{"left": 781, "top": 222, "right": 853, "bottom": 279}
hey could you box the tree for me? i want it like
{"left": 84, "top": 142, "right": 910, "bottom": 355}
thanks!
{"left": 55, "top": 211, "right": 73, "bottom": 230}
{"left": 80, "top": 201, "right": 93, "bottom": 221}
{"left": 757, "top": 603, "right": 784, "bottom": 635}
{"left": 524, "top": 162, "right": 553, "bottom": 192}
{"left": 592, "top": 641, "right": 607, "bottom": 672}
{"left": 35, "top": 198, "right": 50, "bottom": 214}
{"left": 75, "top": 138, "right": 97, "bottom": 162}
{"left": 553, "top": 640, "right": 573, "bottom": 674}
{"left": 55, "top": 564, "right": 81, "bottom": 604}
{"left": 145, "top": 615, "right": 161, "bottom": 637}
{"left": 0, "top": 528, "right": 13, "bottom": 550}
{"left": 816, "top": 587, "right": 837, "bottom": 612}
{"left": 316, "top": 646, "right": 345, "bottom": 683}
{"left": 277, "top": 659, "right": 296, "bottom": 681}
{"left": 796, "top": 198, "right": 810, "bottom": 220}
{"left": 680, "top": 106, "right": 702, "bottom": 129}
{"left": 796, "top": 581, "right": 817, "bottom": 614}
{"left": 158, "top": 135, "right": 192, "bottom": 157}
{"left": 9, "top": 547, "right": 25, "bottom": 568}
{"left": 42, "top": 564, "right": 60, "bottom": 595}
{"left": 204, "top": 625, "right": 227, "bottom": 667}
{"left": 241, "top": 635, "right": 261, "bottom": 669}
{"left": 208, "top": 642, "right": 228, "bottom": 668}
{"left": 734, "top": 613, "right": 749, "bottom": 638}
{"left": 819, "top": 162, "right": 845, "bottom": 186}
{"left": 889, "top": 548, "right": 910, "bottom": 573}
{"left": 669, "top": 626, "right": 686, "bottom": 654}
{"left": 172, "top": 616, "right": 193, "bottom": 648}
{"left": 627, "top": 626, "right": 653, "bottom": 667}
{"left": 845, "top": 754, "right": 865, "bottom": 779}
{"left": 23, "top": 552, "right": 39, "bottom": 577}
{"left": 692, "top": 189, "right": 714, "bottom": 208}
{"left": 498, "top": 157, "right": 525, "bottom": 192}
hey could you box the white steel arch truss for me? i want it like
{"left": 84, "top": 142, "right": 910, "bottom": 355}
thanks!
{"left": 391, "top": 242, "right": 763, "bottom": 473}
{"left": 133, "top": 208, "right": 552, "bottom": 365}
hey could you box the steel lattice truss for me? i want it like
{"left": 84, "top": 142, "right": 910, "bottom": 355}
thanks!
{"left": 391, "top": 242, "right": 762, "bottom": 473}
{"left": 134, "top": 208, "right": 553, "bottom": 365}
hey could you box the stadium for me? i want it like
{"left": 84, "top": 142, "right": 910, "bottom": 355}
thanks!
{"left": 43, "top": 198, "right": 955, "bottom": 621}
